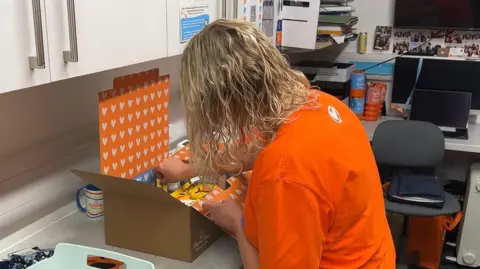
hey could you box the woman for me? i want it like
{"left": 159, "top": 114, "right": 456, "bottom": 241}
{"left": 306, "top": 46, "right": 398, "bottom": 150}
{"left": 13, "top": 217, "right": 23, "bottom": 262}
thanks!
{"left": 157, "top": 20, "right": 395, "bottom": 269}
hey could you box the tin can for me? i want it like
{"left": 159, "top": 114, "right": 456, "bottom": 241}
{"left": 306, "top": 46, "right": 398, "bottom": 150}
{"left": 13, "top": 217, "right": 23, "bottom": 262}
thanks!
{"left": 358, "top": 32, "right": 367, "bottom": 54}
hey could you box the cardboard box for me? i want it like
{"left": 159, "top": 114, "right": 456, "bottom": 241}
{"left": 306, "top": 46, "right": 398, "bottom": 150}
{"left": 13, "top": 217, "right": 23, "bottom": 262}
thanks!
{"left": 73, "top": 70, "right": 247, "bottom": 262}
{"left": 72, "top": 169, "right": 225, "bottom": 261}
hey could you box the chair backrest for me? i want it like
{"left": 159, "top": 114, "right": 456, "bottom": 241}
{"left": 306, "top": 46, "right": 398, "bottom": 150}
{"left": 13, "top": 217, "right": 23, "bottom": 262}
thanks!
{"left": 372, "top": 120, "right": 445, "bottom": 168}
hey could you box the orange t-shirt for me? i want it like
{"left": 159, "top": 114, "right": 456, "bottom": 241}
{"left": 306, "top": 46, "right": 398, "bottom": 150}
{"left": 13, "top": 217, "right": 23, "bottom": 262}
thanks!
{"left": 243, "top": 91, "right": 395, "bottom": 269}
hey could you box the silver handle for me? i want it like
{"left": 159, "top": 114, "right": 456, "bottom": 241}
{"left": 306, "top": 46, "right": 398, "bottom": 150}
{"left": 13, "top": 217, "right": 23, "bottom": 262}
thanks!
{"left": 222, "top": 0, "right": 227, "bottom": 18}
{"left": 233, "top": 0, "right": 239, "bottom": 18}
{"left": 63, "top": 0, "right": 78, "bottom": 63}
{"left": 29, "top": 0, "right": 46, "bottom": 69}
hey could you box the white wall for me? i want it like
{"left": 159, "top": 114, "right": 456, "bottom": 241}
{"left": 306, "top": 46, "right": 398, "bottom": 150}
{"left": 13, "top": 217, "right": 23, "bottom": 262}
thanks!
{"left": 343, "top": 0, "right": 395, "bottom": 54}
{"left": 0, "top": 55, "right": 185, "bottom": 240}
{"left": 335, "top": 0, "right": 398, "bottom": 63}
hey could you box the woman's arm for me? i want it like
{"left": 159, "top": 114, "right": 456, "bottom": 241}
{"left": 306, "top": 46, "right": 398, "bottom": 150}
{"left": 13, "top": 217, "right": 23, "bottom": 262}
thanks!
{"left": 202, "top": 200, "right": 259, "bottom": 268}
{"left": 157, "top": 142, "right": 257, "bottom": 183}
{"left": 234, "top": 225, "right": 259, "bottom": 269}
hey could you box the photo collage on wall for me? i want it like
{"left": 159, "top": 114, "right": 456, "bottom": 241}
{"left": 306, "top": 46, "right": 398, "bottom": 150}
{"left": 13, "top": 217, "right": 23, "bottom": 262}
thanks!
{"left": 373, "top": 26, "right": 393, "bottom": 51}
{"left": 374, "top": 26, "right": 480, "bottom": 59}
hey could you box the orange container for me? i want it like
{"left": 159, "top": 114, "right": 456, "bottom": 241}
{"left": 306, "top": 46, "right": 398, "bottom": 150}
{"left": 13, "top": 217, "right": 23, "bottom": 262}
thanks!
{"left": 349, "top": 70, "right": 367, "bottom": 120}
{"left": 364, "top": 83, "right": 387, "bottom": 121}
{"left": 364, "top": 105, "right": 380, "bottom": 121}
{"left": 349, "top": 88, "right": 366, "bottom": 120}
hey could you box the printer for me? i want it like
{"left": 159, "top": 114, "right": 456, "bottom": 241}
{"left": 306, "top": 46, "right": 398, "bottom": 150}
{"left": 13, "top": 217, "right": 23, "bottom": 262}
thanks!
{"left": 294, "top": 62, "right": 355, "bottom": 100}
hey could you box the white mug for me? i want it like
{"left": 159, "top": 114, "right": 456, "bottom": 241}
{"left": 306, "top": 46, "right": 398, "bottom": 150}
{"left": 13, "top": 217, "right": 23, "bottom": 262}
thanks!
{"left": 76, "top": 184, "right": 104, "bottom": 218}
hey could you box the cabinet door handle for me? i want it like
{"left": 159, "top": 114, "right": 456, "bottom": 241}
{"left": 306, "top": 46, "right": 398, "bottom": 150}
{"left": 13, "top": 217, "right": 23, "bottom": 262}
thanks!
{"left": 233, "top": 0, "right": 238, "bottom": 18}
{"left": 222, "top": 0, "right": 227, "bottom": 18}
{"left": 63, "top": 0, "right": 78, "bottom": 63}
{"left": 29, "top": 0, "right": 46, "bottom": 69}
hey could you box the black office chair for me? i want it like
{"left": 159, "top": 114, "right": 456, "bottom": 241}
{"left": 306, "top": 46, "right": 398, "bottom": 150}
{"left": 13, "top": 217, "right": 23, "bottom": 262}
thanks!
{"left": 372, "top": 120, "right": 461, "bottom": 269}
{"left": 372, "top": 120, "right": 460, "bottom": 216}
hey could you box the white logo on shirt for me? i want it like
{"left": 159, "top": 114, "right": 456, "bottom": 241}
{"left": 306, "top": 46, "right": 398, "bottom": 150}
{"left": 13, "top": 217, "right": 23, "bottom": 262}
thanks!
{"left": 328, "top": 106, "right": 342, "bottom": 124}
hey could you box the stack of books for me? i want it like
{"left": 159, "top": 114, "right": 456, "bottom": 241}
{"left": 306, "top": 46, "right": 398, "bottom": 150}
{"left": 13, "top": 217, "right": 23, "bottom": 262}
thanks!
{"left": 317, "top": 15, "right": 358, "bottom": 44}
{"left": 320, "top": 0, "right": 355, "bottom": 15}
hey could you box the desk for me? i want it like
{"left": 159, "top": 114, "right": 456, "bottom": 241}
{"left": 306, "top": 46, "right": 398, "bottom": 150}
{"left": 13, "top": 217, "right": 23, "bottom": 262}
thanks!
{"left": 363, "top": 117, "right": 480, "bottom": 153}
{"left": 0, "top": 210, "right": 242, "bottom": 269}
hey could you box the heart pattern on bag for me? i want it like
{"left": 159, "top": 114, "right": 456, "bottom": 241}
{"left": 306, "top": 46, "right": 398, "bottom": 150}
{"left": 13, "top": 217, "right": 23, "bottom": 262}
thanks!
{"left": 98, "top": 69, "right": 170, "bottom": 181}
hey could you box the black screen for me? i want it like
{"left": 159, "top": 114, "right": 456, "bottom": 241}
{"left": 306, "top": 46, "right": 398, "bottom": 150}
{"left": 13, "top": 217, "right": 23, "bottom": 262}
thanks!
{"left": 394, "top": 0, "right": 480, "bottom": 30}
{"left": 410, "top": 90, "right": 472, "bottom": 128}
{"left": 392, "top": 57, "right": 480, "bottom": 110}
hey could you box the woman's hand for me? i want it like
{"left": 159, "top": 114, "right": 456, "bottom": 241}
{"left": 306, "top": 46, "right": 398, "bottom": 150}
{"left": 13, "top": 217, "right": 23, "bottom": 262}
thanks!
{"left": 155, "top": 158, "right": 196, "bottom": 184}
{"left": 203, "top": 200, "right": 243, "bottom": 234}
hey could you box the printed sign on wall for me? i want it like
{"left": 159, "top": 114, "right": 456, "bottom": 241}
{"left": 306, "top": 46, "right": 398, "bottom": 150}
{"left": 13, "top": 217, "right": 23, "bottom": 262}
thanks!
{"left": 180, "top": 4, "right": 211, "bottom": 43}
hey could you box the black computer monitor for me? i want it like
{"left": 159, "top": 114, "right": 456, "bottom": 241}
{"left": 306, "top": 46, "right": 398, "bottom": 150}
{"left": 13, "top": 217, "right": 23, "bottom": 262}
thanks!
{"left": 410, "top": 89, "right": 472, "bottom": 138}
{"left": 392, "top": 57, "right": 480, "bottom": 110}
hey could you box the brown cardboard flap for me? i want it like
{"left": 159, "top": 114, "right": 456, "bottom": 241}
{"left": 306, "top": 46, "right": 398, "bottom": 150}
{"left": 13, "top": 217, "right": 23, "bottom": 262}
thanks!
{"left": 189, "top": 208, "right": 224, "bottom": 261}
{"left": 71, "top": 169, "right": 180, "bottom": 204}
{"left": 98, "top": 71, "right": 170, "bottom": 180}
{"left": 104, "top": 193, "right": 193, "bottom": 261}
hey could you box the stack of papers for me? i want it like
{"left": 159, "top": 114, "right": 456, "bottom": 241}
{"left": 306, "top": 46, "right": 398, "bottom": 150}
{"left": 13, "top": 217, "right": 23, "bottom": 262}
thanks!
{"left": 317, "top": 15, "right": 359, "bottom": 44}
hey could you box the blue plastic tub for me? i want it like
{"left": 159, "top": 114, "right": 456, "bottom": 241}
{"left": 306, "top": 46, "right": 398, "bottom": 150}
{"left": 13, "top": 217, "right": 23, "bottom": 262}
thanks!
{"left": 29, "top": 243, "right": 155, "bottom": 269}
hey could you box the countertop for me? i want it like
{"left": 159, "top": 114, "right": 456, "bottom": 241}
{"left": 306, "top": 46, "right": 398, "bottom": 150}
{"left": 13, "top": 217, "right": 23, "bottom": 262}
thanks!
{"left": 1, "top": 209, "right": 242, "bottom": 269}
{"left": 362, "top": 117, "right": 480, "bottom": 153}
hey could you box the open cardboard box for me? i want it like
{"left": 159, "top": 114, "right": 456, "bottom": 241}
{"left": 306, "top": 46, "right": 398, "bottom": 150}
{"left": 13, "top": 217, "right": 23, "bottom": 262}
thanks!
{"left": 71, "top": 168, "right": 235, "bottom": 262}
{"left": 72, "top": 70, "right": 247, "bottom": 262}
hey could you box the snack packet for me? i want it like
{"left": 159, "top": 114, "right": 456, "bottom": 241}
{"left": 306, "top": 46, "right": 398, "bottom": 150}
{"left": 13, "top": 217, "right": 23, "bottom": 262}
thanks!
{"left": 171, "top": 180, "right": 215, "bottom": 201}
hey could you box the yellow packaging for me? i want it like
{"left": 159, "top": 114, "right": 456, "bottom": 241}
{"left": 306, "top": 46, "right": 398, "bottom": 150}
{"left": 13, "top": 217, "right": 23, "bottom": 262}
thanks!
{"left": 188, "top": 183, "right": 214, "bottom": 200}
{"left": 171, "top": 182, "right": 193, "bottom": 200}
{"left": 156, "top": 179, "right": 168, "bottom": 192}
{"left": 171, "top": 182, "right": 215, "bottom": 201}
{"left": 171, "top": 190, "right": 191, "bottom": 200}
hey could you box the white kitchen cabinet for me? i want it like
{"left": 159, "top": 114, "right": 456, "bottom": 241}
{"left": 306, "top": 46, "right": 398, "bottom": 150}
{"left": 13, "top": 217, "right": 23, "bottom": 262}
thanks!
{"left": 44, "top": 0, "right": 168, "bottom": 82}
{"left": 0, "top": 0, "right": 51, "bottom": 94}
{"left": 167, "top": 0, "right": 224, "bottom": 57}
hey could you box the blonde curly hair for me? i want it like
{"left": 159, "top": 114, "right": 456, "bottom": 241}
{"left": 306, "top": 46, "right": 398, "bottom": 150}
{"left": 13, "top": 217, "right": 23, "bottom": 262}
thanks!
{"left": 180, "top": 19, "right": 310, "bottom": 179}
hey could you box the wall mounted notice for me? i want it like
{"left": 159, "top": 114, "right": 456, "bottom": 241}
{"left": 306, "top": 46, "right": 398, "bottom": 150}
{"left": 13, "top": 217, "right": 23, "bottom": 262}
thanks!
{"left": 180, "top": 4, "right": 210, "bottom": 43}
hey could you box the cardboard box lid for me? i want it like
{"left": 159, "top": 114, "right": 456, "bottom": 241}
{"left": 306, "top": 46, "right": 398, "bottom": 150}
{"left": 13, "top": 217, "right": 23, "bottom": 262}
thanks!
{"left": 98, "top": 69, "right": 170, "bottom": 182}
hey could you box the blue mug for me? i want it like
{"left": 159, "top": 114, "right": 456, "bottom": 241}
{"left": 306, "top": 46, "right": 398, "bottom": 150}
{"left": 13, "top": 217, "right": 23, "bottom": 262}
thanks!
{"left": 76, "top": 184, "right": 104, "bottom": 218}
